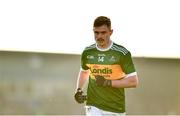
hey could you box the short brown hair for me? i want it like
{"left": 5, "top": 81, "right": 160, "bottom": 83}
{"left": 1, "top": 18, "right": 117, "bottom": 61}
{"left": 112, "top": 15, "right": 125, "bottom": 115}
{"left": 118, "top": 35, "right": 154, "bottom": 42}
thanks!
{"left": 93, "top": 16, "right": 111, "bottom": 29}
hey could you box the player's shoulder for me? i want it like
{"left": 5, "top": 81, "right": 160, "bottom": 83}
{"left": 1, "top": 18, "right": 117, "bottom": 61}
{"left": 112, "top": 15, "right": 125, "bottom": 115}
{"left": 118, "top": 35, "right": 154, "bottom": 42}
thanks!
{"left": 81, "top": 44, "right": 96, "bottom": 57}
{"left": 83, "top": 43, "right": 96, "bottom": 51}
{"left": 111, "top": 42, "right": 130, "bottom": 55}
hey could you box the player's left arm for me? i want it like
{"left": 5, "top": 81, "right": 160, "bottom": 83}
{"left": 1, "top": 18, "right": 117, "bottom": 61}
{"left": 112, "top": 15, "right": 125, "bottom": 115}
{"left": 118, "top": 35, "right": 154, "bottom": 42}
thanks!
{"left": 111, "top": 51, "right": 139, "bottom": 88}
{"left": 95, "top": 72, "right": 138, "bottom": 88}
{"left": 95, "top": 51, "right": 139, "bottom": 88}
{"left": 111, "top": 72, "right": 138, "bottom": 88}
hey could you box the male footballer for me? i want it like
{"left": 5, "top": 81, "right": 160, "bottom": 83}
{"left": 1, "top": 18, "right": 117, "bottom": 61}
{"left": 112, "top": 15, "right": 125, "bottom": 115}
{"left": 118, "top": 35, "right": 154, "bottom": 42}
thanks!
{"left": 74, "top": 16, "right": 139, "bottom": 116}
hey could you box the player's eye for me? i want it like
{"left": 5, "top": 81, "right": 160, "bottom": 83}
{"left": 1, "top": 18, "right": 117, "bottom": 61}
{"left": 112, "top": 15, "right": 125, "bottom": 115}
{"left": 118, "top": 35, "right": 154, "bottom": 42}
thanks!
{"left": 101, "top": 31, "right": 106, "bottom": 34}
{"left": 94, "top": 31, "right": 99, "bottom": 34}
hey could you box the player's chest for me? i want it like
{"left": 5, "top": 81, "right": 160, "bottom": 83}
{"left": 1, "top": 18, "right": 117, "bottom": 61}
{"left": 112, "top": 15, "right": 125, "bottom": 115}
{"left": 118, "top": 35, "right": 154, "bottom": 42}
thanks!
{"left": 86, "top": 52, "right": 120, "bottom": 64}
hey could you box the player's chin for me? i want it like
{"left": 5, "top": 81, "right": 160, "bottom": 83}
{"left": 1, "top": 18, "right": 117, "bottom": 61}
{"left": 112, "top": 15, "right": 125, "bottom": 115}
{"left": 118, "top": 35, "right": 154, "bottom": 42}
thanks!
{"left": 96, "top": 41, "right": 105, "bottom": 46}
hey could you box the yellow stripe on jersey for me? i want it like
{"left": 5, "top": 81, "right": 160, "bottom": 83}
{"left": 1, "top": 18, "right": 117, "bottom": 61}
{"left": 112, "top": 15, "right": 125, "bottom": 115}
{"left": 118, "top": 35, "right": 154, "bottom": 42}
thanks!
{"left": 87, "top": 64, "right": 126, "bottom": 80}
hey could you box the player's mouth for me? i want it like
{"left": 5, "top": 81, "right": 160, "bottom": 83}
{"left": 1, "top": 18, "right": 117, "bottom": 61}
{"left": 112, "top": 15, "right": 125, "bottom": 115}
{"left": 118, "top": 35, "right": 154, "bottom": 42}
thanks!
{"left": 97, "top": 38, "right": 104, "bottom": 42}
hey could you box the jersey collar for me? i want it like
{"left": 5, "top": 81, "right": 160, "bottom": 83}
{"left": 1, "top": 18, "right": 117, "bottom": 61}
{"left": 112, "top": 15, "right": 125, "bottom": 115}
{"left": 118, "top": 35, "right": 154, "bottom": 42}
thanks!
{"left": 96, "top": 41, "right": 113, "bottom": 51}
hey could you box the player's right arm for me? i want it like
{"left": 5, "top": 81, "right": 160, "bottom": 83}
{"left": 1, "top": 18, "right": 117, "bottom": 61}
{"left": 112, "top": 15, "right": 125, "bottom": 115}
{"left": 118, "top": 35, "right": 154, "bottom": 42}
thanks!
{"left": 74, "top": 69, "right": 89, "bottom": 104}
{"left": 76, "top": 49, "right": 90, "bottom": 90}
{"left": 74, "top": 49, "right": 90, "bottom": 103}
{"left": 76, "top": 69, "right": 90, "bottom": 90}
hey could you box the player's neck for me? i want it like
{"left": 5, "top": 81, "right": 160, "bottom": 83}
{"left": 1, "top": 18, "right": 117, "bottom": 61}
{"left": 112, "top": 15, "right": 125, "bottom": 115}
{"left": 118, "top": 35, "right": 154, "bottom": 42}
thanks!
{"left": 96, "top": 40, "right": 113, "bottom": 51}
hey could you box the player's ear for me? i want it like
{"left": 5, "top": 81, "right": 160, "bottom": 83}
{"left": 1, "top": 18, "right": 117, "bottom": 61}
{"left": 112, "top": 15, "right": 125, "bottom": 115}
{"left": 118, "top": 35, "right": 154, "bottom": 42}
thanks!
{"left": 110, "top": 29, "right": 113, "bottom": 35}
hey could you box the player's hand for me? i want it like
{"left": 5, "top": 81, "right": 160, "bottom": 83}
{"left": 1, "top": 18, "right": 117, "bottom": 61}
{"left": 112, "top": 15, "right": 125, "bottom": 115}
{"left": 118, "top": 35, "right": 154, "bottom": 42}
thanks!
{"left": 74, "top": 88, "right": 87, "bottom": 104}
{"left": 95, "top": 75, "right": 112, "bottom": 87}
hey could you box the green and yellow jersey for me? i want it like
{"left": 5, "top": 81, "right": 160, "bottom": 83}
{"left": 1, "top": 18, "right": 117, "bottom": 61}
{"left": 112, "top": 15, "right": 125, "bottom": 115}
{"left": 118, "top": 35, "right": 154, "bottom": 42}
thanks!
{"left": 81, "top": 42, "right": 136, "bottom": 113}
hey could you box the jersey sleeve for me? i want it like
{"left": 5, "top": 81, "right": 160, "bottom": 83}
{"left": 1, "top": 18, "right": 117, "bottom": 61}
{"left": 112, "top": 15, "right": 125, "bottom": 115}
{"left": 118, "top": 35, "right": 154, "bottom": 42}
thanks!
{"left": 121, "top": 51, "right": 136, "bottom": 74}
{"left": 81, "top": 50, "right": 89, "bottom": 70}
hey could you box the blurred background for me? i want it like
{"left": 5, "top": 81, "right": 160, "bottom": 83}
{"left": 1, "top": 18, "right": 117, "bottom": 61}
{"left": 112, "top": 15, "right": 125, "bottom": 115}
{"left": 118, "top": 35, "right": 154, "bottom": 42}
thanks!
{"left": 0, "top": 51, "right": 179, "bottom": 115}
{"left": 0, "top": 0, "right": 180, "bottom": 115}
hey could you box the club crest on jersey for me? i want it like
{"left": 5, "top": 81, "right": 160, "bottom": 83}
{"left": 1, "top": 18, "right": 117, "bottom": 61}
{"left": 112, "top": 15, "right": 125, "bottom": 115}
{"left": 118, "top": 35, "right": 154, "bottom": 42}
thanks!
{"left": 98, "top": 56, "right": 104, "bottom": 62}
{"left": 109, "top": 56, "right": 116, "bottom": 62}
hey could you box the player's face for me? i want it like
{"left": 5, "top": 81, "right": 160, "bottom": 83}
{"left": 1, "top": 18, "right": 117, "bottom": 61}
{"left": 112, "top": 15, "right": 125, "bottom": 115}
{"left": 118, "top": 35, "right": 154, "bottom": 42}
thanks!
{"left": 93, "top": 25, "right": 113, "bottom": 48}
